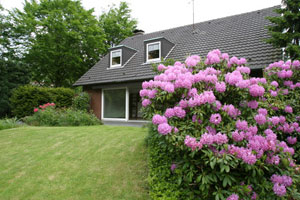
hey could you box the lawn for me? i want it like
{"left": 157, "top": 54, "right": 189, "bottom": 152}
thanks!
{"left": 0, "top": 126, "right": 149, "bottom": 200}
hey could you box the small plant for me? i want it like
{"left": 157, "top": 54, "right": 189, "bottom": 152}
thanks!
{"left": 0, "top": 118, "right": 23, "bottom": 130}
{"left": 72, "top": 92, "right": 90, "bottom": 111}
{"left": 25, "top": 103, "right": 101, "bottom": 126}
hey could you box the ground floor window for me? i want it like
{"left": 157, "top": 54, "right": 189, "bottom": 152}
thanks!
{"left": 103, "top": 89, "right": 126, "bottom": 119}
{"left": 129, "top": 93, "right": 143, "bottom": 120}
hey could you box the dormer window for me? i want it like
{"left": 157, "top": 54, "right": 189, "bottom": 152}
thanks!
{"left": 110, "top": 49, "right": 122, "bottom": 67}
{"left": 146, "top": 42, "right": 161, "bottom": 62}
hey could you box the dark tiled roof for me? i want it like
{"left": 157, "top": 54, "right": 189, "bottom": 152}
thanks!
{"left": 74, "top": 6, "right": 281, "bottom": 86}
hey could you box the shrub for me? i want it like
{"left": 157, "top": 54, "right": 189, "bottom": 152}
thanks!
{"left": 0, "top": 118, "right": 23, "bottom": 130}
{"left": 72, "top": 92, "right": 90, "bottom": 111}
{"left": 10, "top": 85, "right": 75, "bottom": 118}
{"left": 142, "top": 50, "right": 300, "bottom": 199}
{"left": 24, "top": 105, "right": 101, "bottom": 126}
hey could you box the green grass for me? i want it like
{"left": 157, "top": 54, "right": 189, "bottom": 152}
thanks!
{"left": 0, "top": 126, "right": 149, "bottom": 200}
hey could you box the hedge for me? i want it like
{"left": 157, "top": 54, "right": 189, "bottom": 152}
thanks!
{"left": 10, "top": 85, "right": 75, "bottom": 118}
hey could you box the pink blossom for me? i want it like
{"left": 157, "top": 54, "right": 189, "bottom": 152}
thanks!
{"left": 34, "top": 108, "right": 39, "bottom": 112}
{"left": 164, "top": 108, "right": 175, "bottom": 118}
{"left": 174, "top": 107, "right": 186, "bottom": 118}
{"left": 232, "top": 130, "right": 244, "bottom": 142}
{"left": 185, "top": 55, "right": 200, "bottom": 67}
{"left": 236, "top": 80, "right": 250, "bottom": 88}
{"left": 158, "top": 123, "right": 172, "bottom": 135}
{"left": 220, "top": 53, "right": 229, "bottom": 61}
{"left": 236, "top": 120, "right": 248, "bottom": 131}
{"left": 238, "top": 58, "right": 247, "bottom": 65}
{"left": 249, "top": 84, "right": 265, "bottom": 97}
{"left": 225, "top": 71, "right": 243, "bottom": 85}
{"left": 223, "top": 104, "right": 241, "bottom": 118}
{"left": 271, "top": 81, "right": 279, "bottom": 87}
{"left": 227, "top": 194, "right": 239, "bottom": 200}
{"left": 258, "top": 108, "right": 267, "bottom": 116}
{"left": 247, "top": 100, "right": 258, "bottom": 109}
{"left": 236, "top": 66, "right": 250, "bottom": 74}
{"left": 270, "top": 90, "right": 277, "bottom": 97}
{"left": 251, "top": 192, "right": 257, "bottom": 200}
{"left": 210, "top": 114, "right": 222, "bottom": 125}
{"left": 142, "top": 99, "right": 151, "bottom": 107}
{"left": 139, "top": 89, "right": 149, "bottom": 97}
{"left": 148, "top": 89, "right": 157, "bottom": 99}
{"left": 215, "top": 82, "right": 226, "bottom": 93}
{"left": 157, "top": 64, "right": 166, "bottom": 71}
{"left": 152, "top": 114, "right": 167, "bottom": 125}
{"left": 287, "top": 136, "right": 297, "bottom": 145}
{"left": 273, "top": 183, "right": 286, "bottom": 197}
{"left": 171, "top": 164, "right": 177, "bottom": 171}
{"left": 254, "top": 114, "right": 266, "bottom": 125}
{"left": 164, "top": 83, "right": 175, "bottom": 93}
{"left": 270, "top": 116, "right": 280, "bottom": 126}
{"left": 284, "top": 106, "right": 293, "bottom": 113}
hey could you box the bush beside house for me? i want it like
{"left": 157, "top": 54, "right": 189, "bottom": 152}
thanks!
{"left": 10, "top": 85, "right": 75, "bottom": 118}
{"left": 142, "top": 50, "right": 300, "bottom": 199}
{"left": 24, "top": 103, "right": 101, "bottom": 126}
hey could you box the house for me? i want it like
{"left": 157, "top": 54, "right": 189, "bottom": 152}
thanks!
{"left": 73, "top": 5, "right": 281, "bottom": 124}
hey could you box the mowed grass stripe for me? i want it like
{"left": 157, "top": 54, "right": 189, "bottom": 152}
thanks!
{"left": 0, "top": 126, "right": 149, "bottom": 200}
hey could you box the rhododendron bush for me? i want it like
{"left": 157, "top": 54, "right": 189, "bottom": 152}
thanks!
{"left": 141, "top": 49, "right": 300, "bottom": 199}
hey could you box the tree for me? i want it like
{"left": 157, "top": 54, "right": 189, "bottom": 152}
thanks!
{"left": 11, "top": 0, "right": 107, "bottom": 87}
{"left": 99, "top": 2, "right": 137, "bottom": 48}
{"left": 266, "top": 0, "right": 300, "bottom": 60}
{"left": 0, "top": 4, "right": 30, "bottom": 117}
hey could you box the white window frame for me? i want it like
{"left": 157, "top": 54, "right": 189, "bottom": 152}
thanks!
{"left": 101, "top": 87, "right": 129, "bottom": 121}
{"left": 146, "top": 41, "right": 161, "bottom": 63}
{"left": 110, "top": 49, "right": 122, "bottom": 68}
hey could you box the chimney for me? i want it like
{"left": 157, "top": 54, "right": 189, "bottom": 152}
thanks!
{"left": 133, "top": 29, "right": 145, "bottom": 36}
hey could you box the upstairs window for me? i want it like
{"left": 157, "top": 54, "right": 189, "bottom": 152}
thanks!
{"left": 147, "top": 42, "right": 161, "bottom": 62}
{"left": 110, "top": 49, "right": 122, "bottom": 67}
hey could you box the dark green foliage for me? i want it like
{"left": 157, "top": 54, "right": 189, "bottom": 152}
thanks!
{"left": 0, "top": 5, "right": 31, "bottom": 118}
{"left": 0, "top": 59, "right": 30, "bottom": 118}
{"left": 24, "top": 107, "right": 101, "bottom": 126}
{"left": 99, "top": 2, "right": 137, "bottom": 47}
{"left": 72, "top": 92, "right": 90, "bottom": 111}
{"left": 10, "top": 85, "right": 75, "bottom": 118}
{"left": 266, "top": 0, "right": 300, "bottom": 60}
{"left": 10, "top": 0, "right": 107, "bottom": 87}
{"left": 146, "top": 125, "right": 190, "bottom": 200}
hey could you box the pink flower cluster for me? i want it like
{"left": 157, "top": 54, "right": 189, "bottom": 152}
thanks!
{"left": 226, "top": 194, "right": 239, "bottom": 200}
{"left": 34, "top": 102, "right": 55, "bottom": 112}
{"left": 184, "top": 132, "right": 228, "bottom": 151}
{"left": 271, "top": 174, "right": 292, "bottom": 197}
{"left": 265, "top": 60, "right": 300, "bottom": 89}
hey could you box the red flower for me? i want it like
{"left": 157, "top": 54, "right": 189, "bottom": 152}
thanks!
{"left": 34, "top": 108, "right": 39, "bottom": 112}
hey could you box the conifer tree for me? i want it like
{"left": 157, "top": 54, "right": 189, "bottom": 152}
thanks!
{"left": 267, "top": 0, "right": 300, "bottom": 60}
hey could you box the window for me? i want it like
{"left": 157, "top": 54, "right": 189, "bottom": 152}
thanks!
{"left": 103, "top": 89, "right": 126, "bottom": 119}
{"left": 110, "top": 49, "right": 122, "bottom": 67}
{"left": 147, "top": 42, "right": 161, "bottom": 62}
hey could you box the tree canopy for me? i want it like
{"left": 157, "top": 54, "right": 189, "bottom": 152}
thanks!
{"left": 10, "top": 0, "right": 107, "bottom": 87}
{"left": 267, "top": 0, "right": 300, "bottom": 60}
{"left": 99, "top": 2, "right": 137, "bottom": 48}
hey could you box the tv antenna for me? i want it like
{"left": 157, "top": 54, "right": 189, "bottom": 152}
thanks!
{"left": 188, "top": 0, "right": 195, "bottom": 30}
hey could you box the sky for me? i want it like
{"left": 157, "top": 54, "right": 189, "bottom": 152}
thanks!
{"left": 0, "top": 0, "right": 282, "bottom": 33}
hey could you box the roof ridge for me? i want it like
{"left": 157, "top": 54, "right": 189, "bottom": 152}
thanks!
{"left": 127, "top": 5, "right": 280, "bottom": 38}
